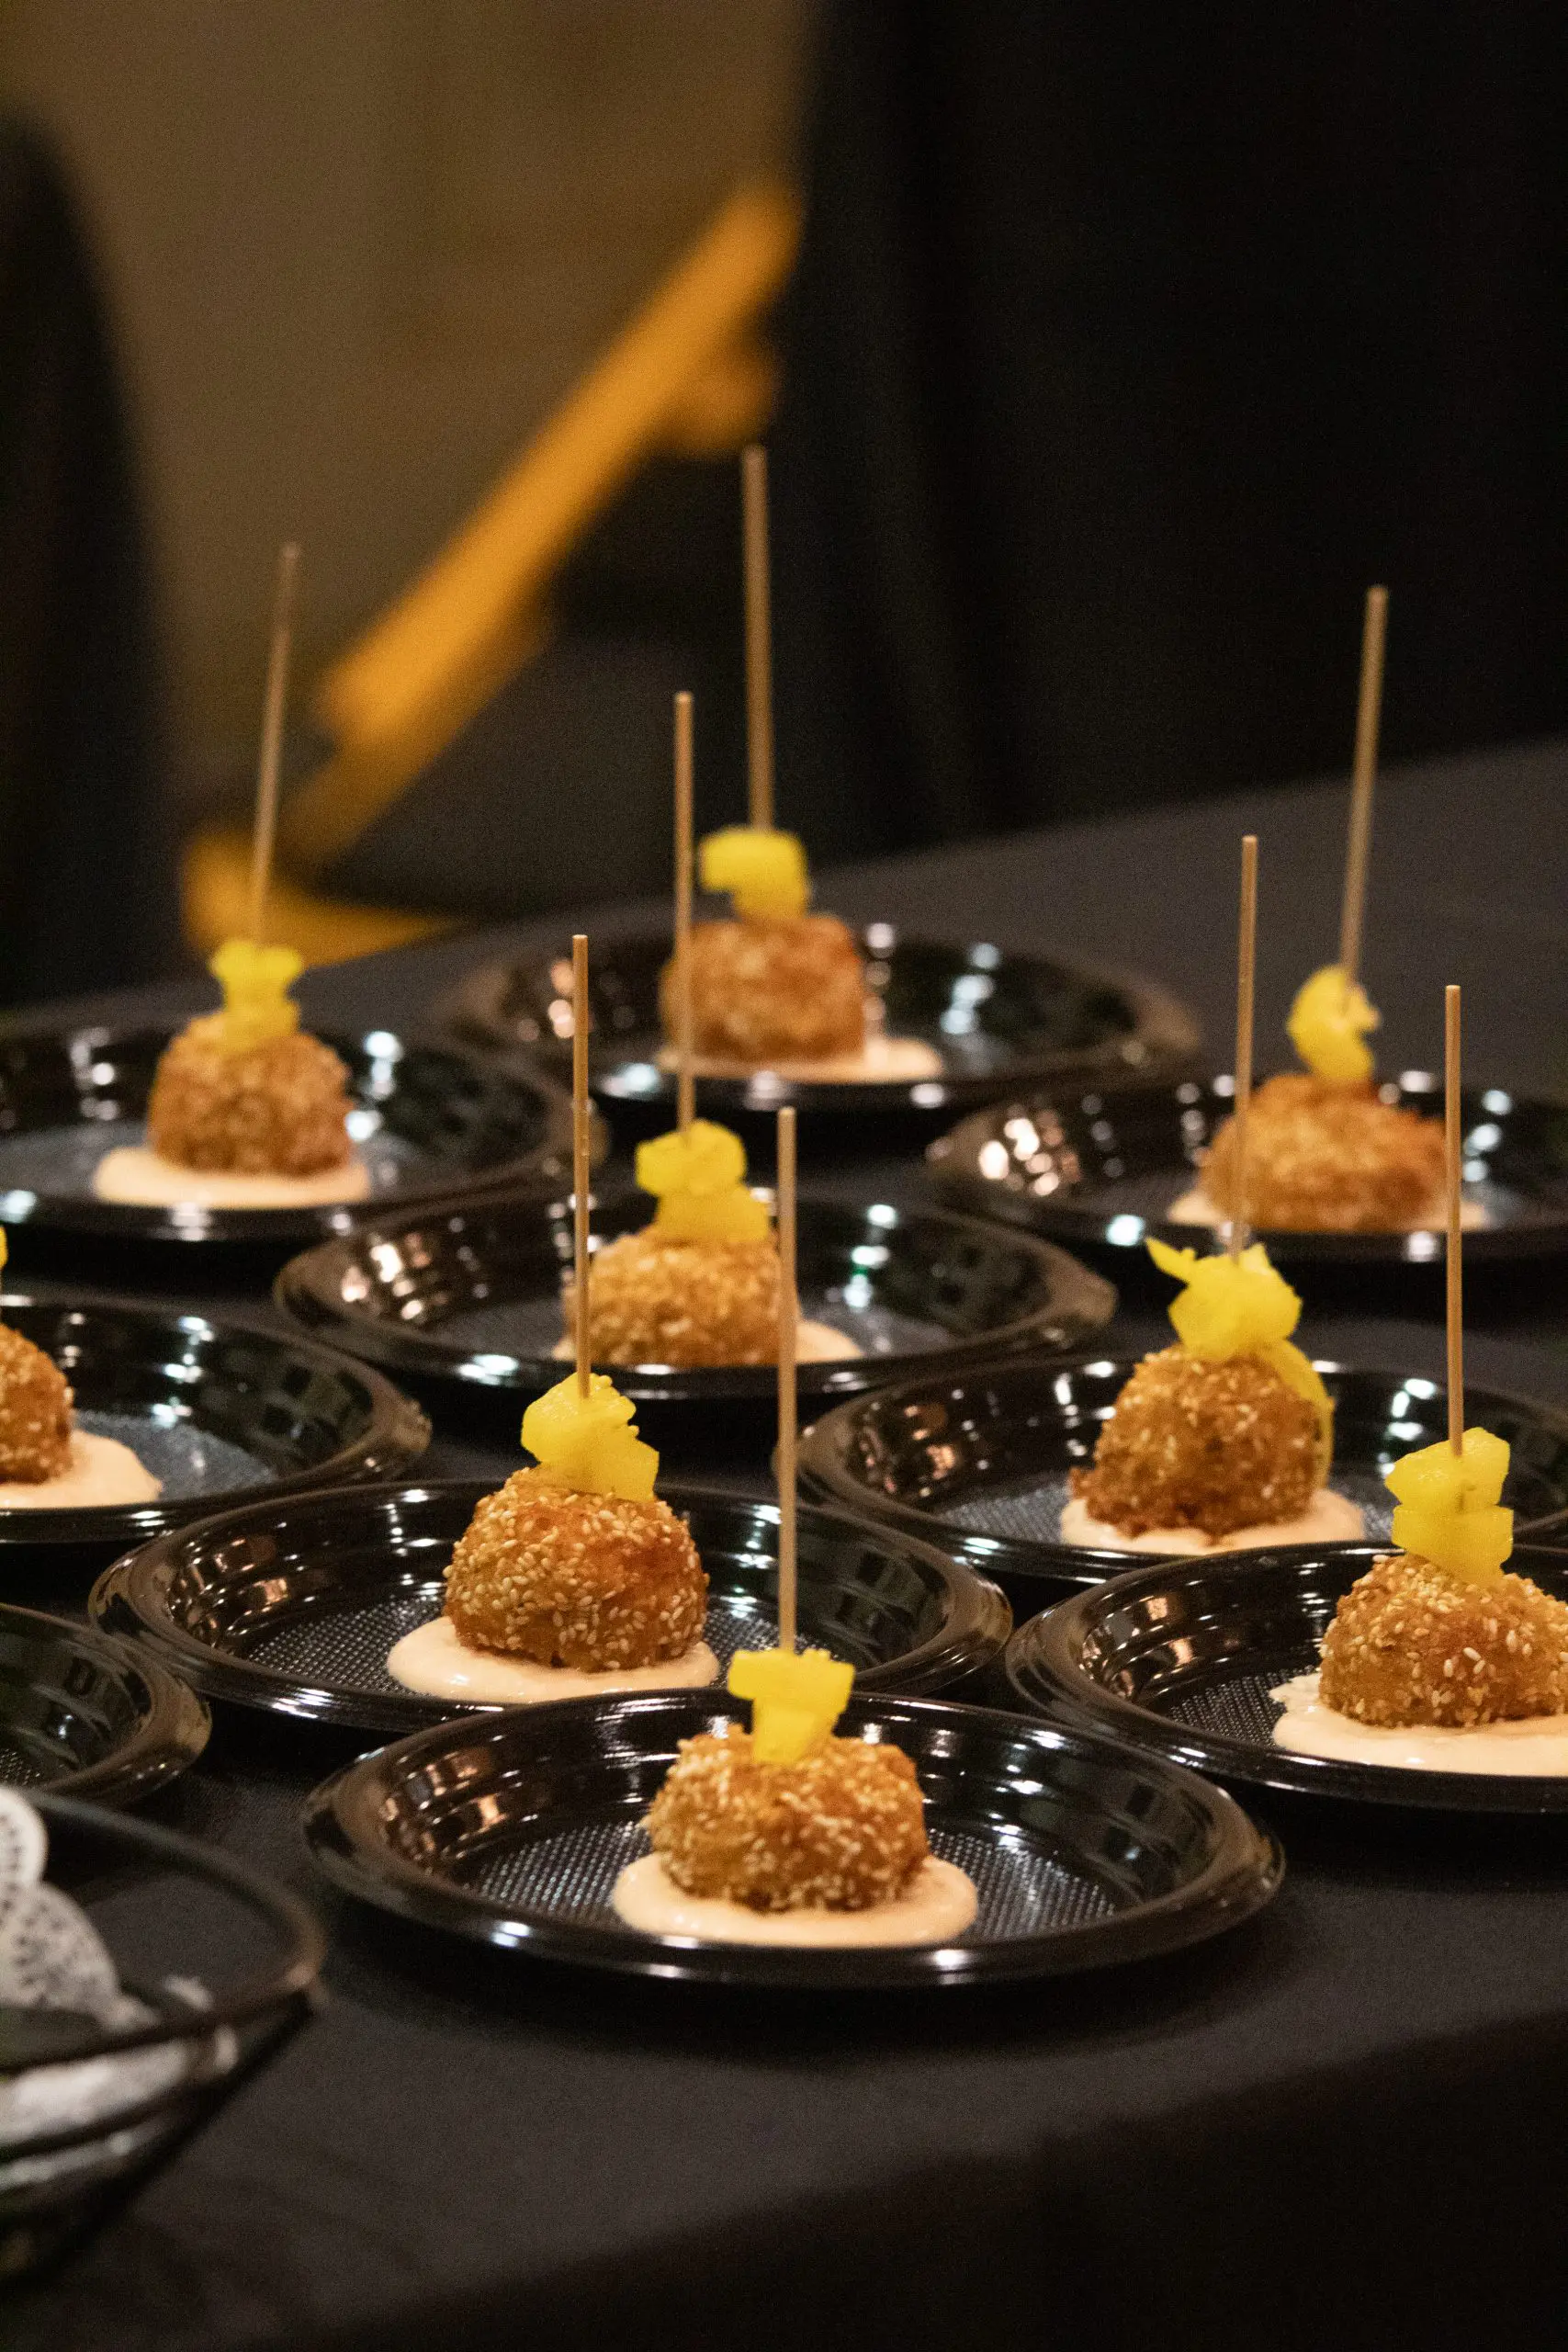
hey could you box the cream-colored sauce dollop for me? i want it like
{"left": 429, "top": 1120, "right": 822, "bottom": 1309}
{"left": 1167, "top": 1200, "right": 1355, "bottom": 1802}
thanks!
{"left": 1270, "top": 1669, "right": 1568, "bottom": 1774}
{"left": 1059, "top": 1485, "right": 1365, "bottom": 1555}
{"left": 611, "top": 1852, "right": 978, "bottom": 1946}
{"left": 1168, "top": 1183, "right": 1488, "bottom": 1234}
{"left": 0, "top": 1431, "right": 160, "bottom": 1510}
{"left": 386, "top": 1615, "right": 719, "bottom": 1703}
{"left": 658, "top": 1035, "right": 943, "bottom": 1085}
{"left": 550, "top": 1318, "right": 862, "bottom": 1366}
{"left": 93, "top": 1147, "right": 371, "bottom": 1208}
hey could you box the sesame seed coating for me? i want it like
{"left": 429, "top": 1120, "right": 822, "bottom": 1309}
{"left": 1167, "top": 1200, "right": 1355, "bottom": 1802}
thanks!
{"left": 1320, "top": 1551, "right": 1568, "bottom": 1727}
{"left": 147, "top": 1020, "right": 355, "bottom": 1175}
{"left": 444, "top": 1465, "right": 706, "bottom": 1670}
{"left": 645, "top": 1727, "right": 930, "bottom": 1911}
{"left": 662, "top": 914, "right": 865, "bottom": 1062}
{"left": 1071, "top": 1344, "right": 1318, "bottom": 1538}
{"left": 0, "top": 1324, "right": 73, "bottom": 1482}
{"left": 1203, "top": 1073, "right": 1445, "bottom": 1232}
{"left": 565, "top": 1228, "right": 779, "bottom": 1367}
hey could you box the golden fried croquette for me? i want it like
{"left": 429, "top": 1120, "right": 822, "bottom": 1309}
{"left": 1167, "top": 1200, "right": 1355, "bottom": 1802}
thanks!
{"left": 1319, "top": 1552, "right": 1568, "bottom": 1728}
{"left": 662, "top": 914, "right": 866, "bottom": 1064}
{"left": 148, "top": 1022, "right": 355, "bottom": 1176}
{"left": 444, "top": 1465, "right": 705, "bottom": 1670}
{"left": 0, "top": 1324, "right": 73, "bottom": 1482}
{"left": 1201, "top": 1073, "right": 1445, "bottom": 1233}
{"left": 1071, "top": 1344, "right": 1319, "bottom": 1538}
{"left": 564, "top": 1228, "right": 779, "bottom": 1368}
{"left": 645, "top": 1726, "right": 929, "bottom": 1911}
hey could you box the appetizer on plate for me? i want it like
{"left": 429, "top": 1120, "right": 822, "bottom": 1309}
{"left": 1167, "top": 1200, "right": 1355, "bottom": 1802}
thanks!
{"left": 388, "top": 1370, "right": 717, "bottom": 1704}
{"left": 1270, "top": 1426, "right": 1568, "bottom": 1772}
{"left": 1063, "top": 1238, "right": 1363, "bottom": 1554}
{"left": 0, "top": 1235, "right": 158, "bottom": 1508}
{"left": 612, "top": 1645, "right": 976, "bottom": 1947}
{"left": 95, "top": 940, "right": 369, "bottom": 1210}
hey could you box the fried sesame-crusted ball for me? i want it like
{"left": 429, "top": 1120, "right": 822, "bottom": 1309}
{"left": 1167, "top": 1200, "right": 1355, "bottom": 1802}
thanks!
{"left": 147, "top": 1020, "right": 355, "bottom": 1176}
{"left": 0, "top": 1323, "right": 73, "bottom": 1482}
{"left": 1319, "top": 1552, "right": 1568, "bottom": 1728}
{"left": 564, "top": 1228, "right": 779, "bottom": 1368}
{"left": 444, "top": 1465, "right": 706, "bottom": 1670}
{"left": 1071, "top": 1344, "right": 1319, "bottom": 1539}
{"left": 662, "top": 914, "right": 866, "bottom": 1064}
{"left": 645, "top": 1726, "right": 929, "bottom": 1911}
{"left": 1202, "top": 1074, "right": 1445, "bottom": 1233}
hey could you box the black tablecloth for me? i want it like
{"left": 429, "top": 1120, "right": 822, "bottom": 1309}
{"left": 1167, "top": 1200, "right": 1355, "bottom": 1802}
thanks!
{"left": 12, "top": 739, "right": 1568, "bottom": 2350}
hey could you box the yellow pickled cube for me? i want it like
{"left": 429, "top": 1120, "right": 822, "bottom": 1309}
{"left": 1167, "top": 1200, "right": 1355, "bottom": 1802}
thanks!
{"left": 1386, "top": 1428, "right": 1514, "bottom": 1585}
{"left": 1286, "top": 963, "right": 1379, "bottom": 1084}
{"left": 636, "top": 1120, "right": 772, "bottom": 1243}
{"left": 699, "top": 826, "right": 809, "bottom": 920}
{"left": 728, "top": 1645, "right": 855, "bottom": 1762}
{"left": 208, "top": 937, "right": 303, "bottom": 1052}
{"left": 521, "top": 1372, "right": 659, "bottom": 1501}
{"left": 1147, "top": 1238, "right": 1303, "bottom": 1357}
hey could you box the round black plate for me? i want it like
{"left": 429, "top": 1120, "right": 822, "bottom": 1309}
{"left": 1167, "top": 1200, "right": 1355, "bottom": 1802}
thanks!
{"left": 301, "top": 1688, "right": 1280, "bottom": 1989}
{"left": 271, "top": 1191, "right": 1115, "bottom": 1410}
{"left": 439, "top": 925, "right": 1201, "bottom": 1127}
{"left": 796, "top": 1354, "right": 1568, "bottom": 1597}
{"left": 1005, "top": 1541, "right": 1568, "bottom": 1813}
{"left": 89, "top": 1479, "right": 1012, "bottom": 1736}
{"left": 0, "top": 1295, "right": 429, "bottom": 1549}
{"left": 930, "top": 1073, "right": 1568, "bottom": 1267}
{"left": 0, "top": 1020, "right": 574, "bottom": 1245}
{"left": 0, "top": 1791, "right": 323, "bottom": 2278}
{"left": 0, "top": 1602, "right": 209, "bottom": 1802}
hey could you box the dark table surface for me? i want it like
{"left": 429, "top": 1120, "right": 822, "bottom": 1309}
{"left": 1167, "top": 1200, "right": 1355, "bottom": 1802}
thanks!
{"left": 13, "top": 736, "right": 1568, "bottom": 2351}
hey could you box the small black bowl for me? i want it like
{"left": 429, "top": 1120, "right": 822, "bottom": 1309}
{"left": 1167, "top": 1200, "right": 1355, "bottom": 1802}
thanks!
{"left": 89, "top": 1480, "right": 1012, "bottom": 1736}
{"left": 0, "top": 1603, "right": 209, "bottom": 1803}
{"left": 1005, "top": 1541, "right": 1568, "bottom": 1813}
{"left": 0, "top": 1791, "right": 323, "bottom": 2278}
{"left": 439, "top": 925, "right": 1201, "bottom": 1139}
{"left": 796, "top": 1354, "right": 1568, "bottom": 1606}
{"left": 930, "top": 1073, "right": 1568, "bottom": 1269}
{"left": 270, "top": 1191, "right": 1115, "bottom": 1418}
{"left": 301, "top": 1688, "right": 1280, "bottom": 1990}
{"left": 0, "top": 1020, "right": 575, "bottom": 1248}
{"left": 0, "top": 1295, "right": 429, "bottom": 1554}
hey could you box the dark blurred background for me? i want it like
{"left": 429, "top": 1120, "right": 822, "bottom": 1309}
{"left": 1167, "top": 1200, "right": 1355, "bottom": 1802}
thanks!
{"left": 2, "top": 1, "right": 1564, "bottom": 998}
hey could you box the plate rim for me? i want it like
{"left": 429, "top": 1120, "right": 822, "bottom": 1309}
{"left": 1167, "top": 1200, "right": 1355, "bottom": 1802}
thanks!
{"left": 930, "top": 1075, "right": 1568, "bottom": 1265}
{"left": 0, "top": 1289, "right": 430, "bottom": 1547}
{"left": 88, "top": 1476, "right": 1014, "bottom": 1735}
{"left": 270, "top": 1192, "right": 1118, "bottom": 1404}
{"left": 0, "top": 1598, "right": 210, "bottom": 1804}
{"left": 1006, "top": 1538, "right": 1568, "bottom": 1813}
{"left": 0, "top": 1017, "right": 576, "bottom": 1244}
{"left": 299, "top": 1687, "right": 1282, "bottom": 1989}
{"left": 795, "top": 1351, "right": 1568, "bottom": 1583}
{"left": 437, "top": 927, "right": 1203, "bottom": 1118}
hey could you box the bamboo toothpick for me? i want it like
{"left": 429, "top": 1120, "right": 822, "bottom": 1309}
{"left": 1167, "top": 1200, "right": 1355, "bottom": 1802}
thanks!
{"left": 571, "top": 933, "right": 592, "bottom": 1398}
{"left": 741, "top": 443, "right": 775, "bottom": 831}
{"left": 1446, "top": 983, "right": 1464, "bottom": 1454}
{"left": 673, "top": 692, "right": 695, "bottom": 1133}
{"left": 1339, "top": 584, "right": 1389, "bottom": 984}
{"left": 1227, "top": 834, "right": 1259, "bottom": 1258}
{"left": 775, "top": 1103, "right": 798, "bottom": 1652}
{"left": 246, "top": 541, "right": 301, "bottom": 946}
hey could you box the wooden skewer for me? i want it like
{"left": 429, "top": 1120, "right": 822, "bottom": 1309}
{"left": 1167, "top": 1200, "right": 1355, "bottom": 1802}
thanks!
{"left": 246, "top": 541, "right": 301, "bottom": 947}
{"left": 1228, "top": 834, "right": 1259, "bottom": 1258}
{"left": 741, "top": 443, "right": 775, "bottom": 831}
{"left": 572, "top": 933, "right": 592, "bottom": 1398}
{"left": 673, "top": 691, "right": 695, "bottom": 1134}
{"left": 1446, "top": 982, "right": 1464, "bottom": 1454}
{"left": 1338, "top": 583, "right": 1389, "bottom": 984}
{"left": 775, "top": 1102, "right": 798, "bottom": 1652}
